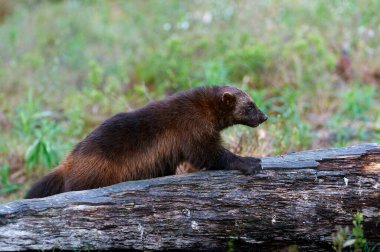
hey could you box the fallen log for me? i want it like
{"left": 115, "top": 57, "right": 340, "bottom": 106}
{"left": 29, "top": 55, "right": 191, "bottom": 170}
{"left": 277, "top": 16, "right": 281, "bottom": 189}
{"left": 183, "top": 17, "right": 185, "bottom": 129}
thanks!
{"left": 0, "top": 143, "right": 379, "bottom": 251}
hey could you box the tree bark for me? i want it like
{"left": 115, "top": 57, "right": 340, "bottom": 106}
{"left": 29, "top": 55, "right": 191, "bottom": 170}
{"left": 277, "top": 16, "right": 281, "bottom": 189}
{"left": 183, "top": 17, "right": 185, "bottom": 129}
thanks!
{"left": 0, "top": 143, "right": 379, "bottom": 251}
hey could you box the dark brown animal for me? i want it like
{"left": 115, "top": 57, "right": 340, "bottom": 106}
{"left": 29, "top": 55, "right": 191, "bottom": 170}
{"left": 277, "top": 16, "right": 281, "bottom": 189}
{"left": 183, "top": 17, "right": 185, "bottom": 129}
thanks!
{"left": 26, "top": 86, "right": 268, "bottom": 199}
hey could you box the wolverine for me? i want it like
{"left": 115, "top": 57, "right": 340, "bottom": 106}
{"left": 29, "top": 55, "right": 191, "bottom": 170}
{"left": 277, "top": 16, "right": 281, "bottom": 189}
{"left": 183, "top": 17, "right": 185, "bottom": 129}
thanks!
{"left": 26, "top": 85, "right": 268, "bottom": 199}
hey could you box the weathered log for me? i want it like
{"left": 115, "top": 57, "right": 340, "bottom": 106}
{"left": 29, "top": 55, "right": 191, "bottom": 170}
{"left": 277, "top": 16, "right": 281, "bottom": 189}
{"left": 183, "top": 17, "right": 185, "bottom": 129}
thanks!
{"left": 0, "top": 143, "right": 379, "bottom": 251}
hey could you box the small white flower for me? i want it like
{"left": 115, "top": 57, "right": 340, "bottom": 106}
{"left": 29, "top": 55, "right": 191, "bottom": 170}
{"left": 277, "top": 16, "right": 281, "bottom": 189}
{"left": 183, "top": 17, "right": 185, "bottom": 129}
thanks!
{"left": 368, "top": 29, "right": 375, "bottom": 38}
{"left": 178, "top": 21, "right": 190, "bottom": 30}
{"left": 163, "top": 23, "right": 172, "bottom": 31}
{"left": 202, "top": 12, "right": 213, "bottom": 24}
{"left": 358, "top": 26, "right": 366, "bottom": 35}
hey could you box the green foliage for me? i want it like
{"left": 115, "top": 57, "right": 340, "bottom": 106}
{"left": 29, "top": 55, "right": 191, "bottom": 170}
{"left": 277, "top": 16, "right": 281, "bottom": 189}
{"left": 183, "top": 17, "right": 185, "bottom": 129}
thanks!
{"left": 0, "top": 0, "right": 379, "bottom": 201}
{"left": 288, "top": 244, "right": 299, "bottom": 252}
{"left": 88, "top": 60, "right": 104, "bottom": 87}
{"left": 12, "top": 91, "right": 62, "bottom": 174}
{"left": 224, "top": 43, "right": 271, "bottom": 85}
{"left": 13, "top": 90, "right": 42, "bottom": 137}
{"left": 134, "top": 36, "right": 195, "bottom": 91}
{"left": 340, "top": 84, "right": 376, "bottom": 121}
{"left": 25, "top": 137, "right": 59, "bottom": 174}
{"left": 332, "top": 212, "right": 379, "bottom": 252}
{"left": 328, "top": 84, "right": 377, "bottom": 146}
{"left": 226, "top": 239, "right": 234, "bottom": 252}
{"left": 352, "top": 213, "right": 367, "bottom": 250}
{"left": 21, "top": 116, "right": 61, "bottom": 173}
{"left": 0, "top": 165, "right": 19, "bottom": 196}
{"left": 269, "top": 88, "right": 313, "bottom": 153}
{"left": 203, "top": 61, "right": 229, "bottom": 85}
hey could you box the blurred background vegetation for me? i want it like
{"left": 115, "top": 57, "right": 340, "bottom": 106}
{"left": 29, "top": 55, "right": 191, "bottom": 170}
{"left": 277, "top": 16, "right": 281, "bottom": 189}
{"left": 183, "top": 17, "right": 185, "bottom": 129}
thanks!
{"left": 0, "top": 0, "right": 379, "bottom": 202}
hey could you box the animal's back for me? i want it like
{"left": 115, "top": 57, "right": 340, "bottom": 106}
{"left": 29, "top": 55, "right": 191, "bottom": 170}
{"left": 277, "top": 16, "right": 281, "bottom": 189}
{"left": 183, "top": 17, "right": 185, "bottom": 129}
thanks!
{"left": 62, "top": 106, "right": 186, "bottom": 192}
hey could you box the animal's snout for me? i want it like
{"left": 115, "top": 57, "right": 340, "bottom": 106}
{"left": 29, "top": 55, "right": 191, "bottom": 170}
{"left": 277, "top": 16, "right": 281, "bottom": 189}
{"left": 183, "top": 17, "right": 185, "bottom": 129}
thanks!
{"left": 262, "top": 114, "right": 268, "bottom": 121}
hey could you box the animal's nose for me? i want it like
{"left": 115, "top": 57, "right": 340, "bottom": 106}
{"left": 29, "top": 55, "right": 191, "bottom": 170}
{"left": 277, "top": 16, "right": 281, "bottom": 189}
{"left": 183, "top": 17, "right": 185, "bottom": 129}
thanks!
{"left": 262, "top": 114, "right": 268, "bottom": 121}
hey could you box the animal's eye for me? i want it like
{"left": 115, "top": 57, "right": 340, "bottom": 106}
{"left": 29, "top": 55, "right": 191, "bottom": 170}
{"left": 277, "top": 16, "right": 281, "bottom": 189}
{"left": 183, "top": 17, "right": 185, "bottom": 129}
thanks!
{"left": 248, "top": 104, "right": 254, "bottom": 110}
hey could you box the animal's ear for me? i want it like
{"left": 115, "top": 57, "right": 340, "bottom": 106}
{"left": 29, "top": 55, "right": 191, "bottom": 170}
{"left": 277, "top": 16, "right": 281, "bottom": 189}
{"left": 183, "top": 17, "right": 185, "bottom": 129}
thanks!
{"left": 221, "top": 92, "right": 236, "bottom": 106}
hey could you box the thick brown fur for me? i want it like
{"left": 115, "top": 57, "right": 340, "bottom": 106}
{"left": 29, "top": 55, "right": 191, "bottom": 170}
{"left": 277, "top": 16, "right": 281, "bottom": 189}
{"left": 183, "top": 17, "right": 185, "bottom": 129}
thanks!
{"left": 25, "top": 86, "right": 267, "bottom": 199}
{"left": 175, "top": 162, "right": 202, "bottom": 175}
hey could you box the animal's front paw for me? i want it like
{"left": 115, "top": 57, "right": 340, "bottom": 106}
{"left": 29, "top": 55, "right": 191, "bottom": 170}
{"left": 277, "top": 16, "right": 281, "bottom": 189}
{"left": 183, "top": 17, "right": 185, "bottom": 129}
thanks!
{"left": 238, "top": 157, "right": 262, "bottom": 175}
{"left": 246, "top": 157, "right": 262, "bottom": 175}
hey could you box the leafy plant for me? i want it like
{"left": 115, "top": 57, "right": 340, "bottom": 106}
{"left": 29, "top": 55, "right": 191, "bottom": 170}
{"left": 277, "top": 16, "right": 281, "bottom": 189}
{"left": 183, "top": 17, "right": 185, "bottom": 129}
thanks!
{"left": 0, "top": 165, "right": 19, "bottom": 196}
{"left": 13, "top": 99, "right": 61, "bottom": 174}
{"left": 340, "top": 85, "right": 376, "bottom": 121}
{"left": 332, "top": 212, "right": 379, "bottom": 252}
{"left": 25, "top": 137, "right": 59, "bottom": 174}
{"left": 88, "top": 60, "right": 104, "bottom": 87}
{"left": 203, "top": 61, "right": 229, "bottom": 84}
{"left": 224, "top": 43, "right": 271, "bottom": 85}
{"left": 226, "top": 239, "right": 234, "bottom": 252}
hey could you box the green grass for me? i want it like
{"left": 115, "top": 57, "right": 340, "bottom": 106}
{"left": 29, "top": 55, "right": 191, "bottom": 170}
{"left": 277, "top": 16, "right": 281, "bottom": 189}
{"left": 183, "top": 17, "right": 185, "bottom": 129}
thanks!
{"left": 0, "top": 0, "right": 379, "bottom": 201}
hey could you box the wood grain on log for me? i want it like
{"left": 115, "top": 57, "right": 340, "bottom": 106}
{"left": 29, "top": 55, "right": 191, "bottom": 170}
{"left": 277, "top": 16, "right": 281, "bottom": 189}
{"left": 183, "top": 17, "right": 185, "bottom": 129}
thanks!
{"left": 0, "top": 143, "right": 379, "bottom": 251}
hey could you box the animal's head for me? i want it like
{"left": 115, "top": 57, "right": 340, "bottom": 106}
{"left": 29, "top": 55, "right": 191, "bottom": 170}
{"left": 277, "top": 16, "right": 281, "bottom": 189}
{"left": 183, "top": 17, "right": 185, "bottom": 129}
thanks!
{"left": 218, "top": 86, "right": 268, "bottom": 128}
